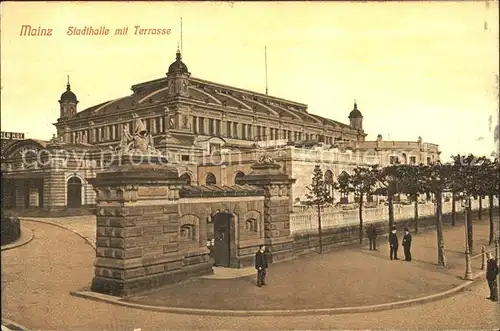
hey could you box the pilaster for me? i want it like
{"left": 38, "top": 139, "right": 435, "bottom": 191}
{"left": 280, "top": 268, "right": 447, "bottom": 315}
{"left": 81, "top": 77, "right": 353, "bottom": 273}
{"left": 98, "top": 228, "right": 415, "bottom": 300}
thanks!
{"left": 236, "top": 154, "right": 296, "bottom": 263}
{"left": 88, "top": 155, "right": 212, "bottom": 297}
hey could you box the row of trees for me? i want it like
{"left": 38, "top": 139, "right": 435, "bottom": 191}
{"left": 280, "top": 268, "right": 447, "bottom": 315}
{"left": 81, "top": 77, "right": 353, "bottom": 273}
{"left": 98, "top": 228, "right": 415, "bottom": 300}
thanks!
{"left": 305, "top": 154, "right": 500, "bottom": 263}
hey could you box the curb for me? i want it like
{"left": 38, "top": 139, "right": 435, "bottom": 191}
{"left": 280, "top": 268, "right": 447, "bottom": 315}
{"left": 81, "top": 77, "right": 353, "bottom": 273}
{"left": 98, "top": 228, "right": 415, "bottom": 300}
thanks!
{"left": 1, "top": 227, "right": 34, "bottom": 251}
{"left": 1, "top": 318, "right": 30, "bottom": 331}
{"left": 70, "top": 270, "right": 486, "bottom": 317}
{"left": 20, "top": 218, "right": 96, "bottom": 250}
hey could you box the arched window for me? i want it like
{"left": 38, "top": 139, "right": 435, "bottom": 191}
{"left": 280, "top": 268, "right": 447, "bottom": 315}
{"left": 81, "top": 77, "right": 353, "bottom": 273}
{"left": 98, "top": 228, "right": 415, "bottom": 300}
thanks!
{"left": 245, "top": 218, "right": 258, "bottom": 232}
{"left": 324, "top": 170, "right": 334, "bottom": 201}
{"left": 338, "top": 171, "right": 349, "bottom": 204}
{"left": 206, "top": 172, "right": 217, "bottom": 185}
{"left": 179, "top": 173, "right": 192, "bottom": 185}
{"left": 234, "top": 171, "right": 245, "bottom": 184}
{"left": 401, "top": 153, "right": 408, "bottom": 164}
{"left": 67, "top": 176, "right": 82, "bottom": 208}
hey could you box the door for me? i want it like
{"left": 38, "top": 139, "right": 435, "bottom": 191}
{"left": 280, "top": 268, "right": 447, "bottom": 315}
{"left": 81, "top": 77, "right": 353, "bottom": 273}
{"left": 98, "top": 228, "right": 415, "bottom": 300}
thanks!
{"left": 67, "top": 177, "right": 82, "bottom": 208}
{"left": 213, "top": 213, "right": 231, "bottom": 267}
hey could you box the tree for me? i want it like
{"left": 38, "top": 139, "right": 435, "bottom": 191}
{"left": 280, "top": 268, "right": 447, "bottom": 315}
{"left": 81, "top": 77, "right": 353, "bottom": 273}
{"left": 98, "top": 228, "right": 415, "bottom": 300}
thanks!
{"left": 450, "top": 153, "right": 489, "bottom": 252}
{"left": 373, "top": 164, "right": 403, "bottom": 232}
{"left": 336, "top": 171, "right": 350, "bottom": 204}
{"left": 305, "top": 165, "right": 333, "bottom": 254}
{"left": 421, "top": 162, "right": 447, "bottom": 266}
{"left": 393, "top": 164, "right": 427, "bottom": 233}
{"left": 348, "top": 166, "right": 378, "bottom": 244}
{"left": 481, "top": 158, "right": 500, "bottom": 245}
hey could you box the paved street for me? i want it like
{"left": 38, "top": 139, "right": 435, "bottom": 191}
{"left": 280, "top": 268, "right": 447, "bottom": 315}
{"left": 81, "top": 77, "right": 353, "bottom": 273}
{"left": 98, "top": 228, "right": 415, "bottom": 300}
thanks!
{"left": 1, "top": 219, "right": 499, "bottom": 330}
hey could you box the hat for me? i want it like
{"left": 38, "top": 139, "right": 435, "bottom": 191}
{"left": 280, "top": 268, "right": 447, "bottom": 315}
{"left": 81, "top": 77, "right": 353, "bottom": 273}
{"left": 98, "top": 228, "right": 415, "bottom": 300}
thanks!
{"left": 404, "top": 227, "right": 409, "bottom": 232}
{"left": 391, "top": 226, "right": 397, "bottom": 231}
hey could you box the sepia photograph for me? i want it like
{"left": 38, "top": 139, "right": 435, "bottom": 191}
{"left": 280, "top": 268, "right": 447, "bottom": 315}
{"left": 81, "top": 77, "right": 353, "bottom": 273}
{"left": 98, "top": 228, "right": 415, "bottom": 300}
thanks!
{"left": 1, "top": 1, "right": 499, "bottom": 330}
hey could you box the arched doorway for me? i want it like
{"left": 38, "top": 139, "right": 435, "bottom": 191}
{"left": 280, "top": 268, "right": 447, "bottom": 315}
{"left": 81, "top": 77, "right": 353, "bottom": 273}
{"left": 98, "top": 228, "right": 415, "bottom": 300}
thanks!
{"left": 179, "top": 173, "right": 192, "bottom": 185}
{"left": 212, "top": 211, "right": 233, "bottom": 267}
{"left": 234, "top": 171, "right": 245, "bottom": 184}
{"left": 206, "top": 172, "right": 217, "bottom": 185}
{"left": 67, "top": 176, "right": 82, "bottom": 208}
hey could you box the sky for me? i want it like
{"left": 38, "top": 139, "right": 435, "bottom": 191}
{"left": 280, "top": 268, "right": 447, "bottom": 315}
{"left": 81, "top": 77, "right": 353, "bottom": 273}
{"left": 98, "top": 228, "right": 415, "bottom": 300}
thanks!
{"left": 1, "top": 1, "right": 499, "bottom": 160}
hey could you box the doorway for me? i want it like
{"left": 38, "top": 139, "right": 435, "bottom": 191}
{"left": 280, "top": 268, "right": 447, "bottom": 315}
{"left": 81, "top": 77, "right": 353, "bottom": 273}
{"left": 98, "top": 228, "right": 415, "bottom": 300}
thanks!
{"left": 67, "top": 176, "right": 82, "bottom": 208}
{"left": 213, "top": 212, "right": 232, "bottom": 267}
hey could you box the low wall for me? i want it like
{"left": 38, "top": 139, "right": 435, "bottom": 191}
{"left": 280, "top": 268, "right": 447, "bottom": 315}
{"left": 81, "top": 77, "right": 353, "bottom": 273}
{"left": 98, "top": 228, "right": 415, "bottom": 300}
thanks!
{"left": 1, "top": 215, "right": 21, "bottom": 245}
{"left": 293, "top": 207, "right": 497, "bottom": 255}
{"left": 290, "top": 199, "right": 491, "bottom": 234}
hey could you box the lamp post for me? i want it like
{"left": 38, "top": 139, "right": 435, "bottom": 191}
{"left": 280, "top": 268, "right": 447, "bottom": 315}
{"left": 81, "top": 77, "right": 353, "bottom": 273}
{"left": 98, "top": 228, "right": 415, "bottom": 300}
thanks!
{"left": 462, "top": 195, "right": 473, "bottom": 280}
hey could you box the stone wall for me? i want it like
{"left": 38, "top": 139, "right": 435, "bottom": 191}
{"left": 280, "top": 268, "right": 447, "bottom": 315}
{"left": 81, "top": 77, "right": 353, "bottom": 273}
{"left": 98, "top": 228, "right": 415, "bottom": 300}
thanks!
{"left": 178, "top": 196, "right": 265, "bottom": 268}
{"left": 90, "top": 156, "right": 214, "bottom": 297}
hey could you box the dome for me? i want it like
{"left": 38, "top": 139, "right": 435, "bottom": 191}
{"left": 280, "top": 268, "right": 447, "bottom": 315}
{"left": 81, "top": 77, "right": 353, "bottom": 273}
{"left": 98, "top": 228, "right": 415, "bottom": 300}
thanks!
{"left": 348, "top": 102, "right": 363, "bottom": 118}
{"left": 167, "top": 49, "right": 189, "bottom": 74}
{"left": 59, "top": 82, "right": 78, "bottom": 103}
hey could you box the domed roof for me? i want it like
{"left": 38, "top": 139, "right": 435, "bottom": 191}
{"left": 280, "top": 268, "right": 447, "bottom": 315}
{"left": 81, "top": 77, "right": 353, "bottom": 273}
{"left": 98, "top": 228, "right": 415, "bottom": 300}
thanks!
{"left": 349, "top": 101, "right": 363, "bottom": 118}
{"left": 59, "top": 79, "right": 78, "bottom": 103}
{"left": 167, "top": 49, "right": 189, "bottom": 74}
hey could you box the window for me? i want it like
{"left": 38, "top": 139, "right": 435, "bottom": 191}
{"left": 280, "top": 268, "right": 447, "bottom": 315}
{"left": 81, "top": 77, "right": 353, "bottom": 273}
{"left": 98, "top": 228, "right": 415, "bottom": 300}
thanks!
{"left": 226, "top": 121, "right": 232, "bottom": 137}
{"left": 181, "top": 155, "right": 190, "bottom": 162}
{"left": 410, "top": 156, "right": 417, "bottom": 164}
{"left": 427, "top": 157, "right": 431, "bottom": 164}
{"left": 206, "top": 173, "right": 217, "bottom": 185}
{"left": 234, "top": 171, "right": 245, "bottom": 184}
{"left": 245, "top": 218, "right": 258, "bottom": 232}
{"left": 209, "top": 143, "right": 221, "bottom": 154}
{"left": 192, "top": 116, "right": 198, "bottom": 134}
{"left": 390, "top": 156, "right": 399, "bottom": 164}
{"left": 179, "top": 173, "right": 191, "bottom": 185}
{"left": 180, "top": 224, "right": 195, "bottom": 241}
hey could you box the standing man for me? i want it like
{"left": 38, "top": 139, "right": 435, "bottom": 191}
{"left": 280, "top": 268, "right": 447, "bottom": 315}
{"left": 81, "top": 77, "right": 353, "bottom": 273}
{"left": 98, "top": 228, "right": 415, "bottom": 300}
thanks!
{"left": 402, "top": 227, "right": 412, "bottom": 262}
{"left": 255, "top": 244, "right": 268, "bottom": 287}
{"left": 389, "top": 226, "right": 399, "bottom": 260}
{"left": 367, "top": 224, "right": 378, "bottom": 251}
{"left": 486, "top": 253, "right": 498, "bottom": 301}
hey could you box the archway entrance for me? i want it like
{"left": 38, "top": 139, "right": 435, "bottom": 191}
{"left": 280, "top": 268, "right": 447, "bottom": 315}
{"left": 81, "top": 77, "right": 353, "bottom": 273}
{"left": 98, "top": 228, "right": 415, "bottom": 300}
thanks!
{"left": 67, "top": 177, "right": 82, "bottom": 208}
{"left": 212, "top": 212, "right": 232, "bottom": 267}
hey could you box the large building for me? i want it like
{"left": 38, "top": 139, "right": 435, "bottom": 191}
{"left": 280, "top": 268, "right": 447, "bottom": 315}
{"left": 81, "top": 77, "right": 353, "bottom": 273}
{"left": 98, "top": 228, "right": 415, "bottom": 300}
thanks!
{"left": 1, "top": 49, "right": 440, "bottom": 213}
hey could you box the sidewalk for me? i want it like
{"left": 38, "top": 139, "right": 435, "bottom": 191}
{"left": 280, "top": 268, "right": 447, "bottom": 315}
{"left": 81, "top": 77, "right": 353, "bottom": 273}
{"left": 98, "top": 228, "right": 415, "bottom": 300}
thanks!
{"left": 2, "top": 220, "right": 498, "bottom": 330}
{"left": 126, "top": 220, "right": 495, "bottom": 310}
{"left": 19, "top": 214, "right": 497, "bottom": 310}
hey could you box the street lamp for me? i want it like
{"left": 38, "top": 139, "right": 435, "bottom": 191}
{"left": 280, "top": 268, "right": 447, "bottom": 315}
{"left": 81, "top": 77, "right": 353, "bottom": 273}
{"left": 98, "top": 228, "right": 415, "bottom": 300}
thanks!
{"left": 461, "top": 194, "right": 473, "bottom": 280}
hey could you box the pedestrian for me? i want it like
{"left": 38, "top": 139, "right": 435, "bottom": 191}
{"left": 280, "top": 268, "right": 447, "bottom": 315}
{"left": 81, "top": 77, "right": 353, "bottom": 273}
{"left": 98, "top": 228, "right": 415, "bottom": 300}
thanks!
{"left": 402, "top": 227, "right": 412, "bottom": 262}
{"left": 486, "top": 253, "right": 498, "bottom": 301}
{"left": 389, "top": 226, "right": 399, "bottom": 260}
{"left": 255, "top": 244, "right": 268, "bottom": 287}
{"left": 367, "top": 224, "right": 378, "bottom": 251}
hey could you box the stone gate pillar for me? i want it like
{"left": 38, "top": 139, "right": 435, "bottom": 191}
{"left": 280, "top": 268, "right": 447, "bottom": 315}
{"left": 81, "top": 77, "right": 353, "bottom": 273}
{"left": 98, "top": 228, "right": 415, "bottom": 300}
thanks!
{"left": 88, "top": 155, "right": 201, "bottom": 297}
{"left": 236, "top": 153, "right": 296, "bottom": 263}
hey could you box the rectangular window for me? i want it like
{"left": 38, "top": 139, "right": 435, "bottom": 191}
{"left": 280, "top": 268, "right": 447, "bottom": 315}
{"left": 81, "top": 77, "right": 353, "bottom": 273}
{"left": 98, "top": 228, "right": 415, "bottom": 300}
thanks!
{"left": 209, "top": 119, "right": 215, "bottom": 135}
{"left": 198, "top": 117, "right": 205, "bottom": 135}
{"left": 216, "top": 120, "right": 221, "bottom": 136}
{"left": 233, "top": 122, "right": 238, "bottom": 138}
{"left": 181, "top": 155, "right": 190, "bottom": 161}
{"left": 390, "top": 156, "right": 399, "bottom": 164}
{"left": 226, "top": 121, "right": 232, "bottom": 137}
{"left": 410, "top": 156, "right": 416, "bottom": 164}
{"left": 192, "top": 116, "right": 198, "bottom": 134}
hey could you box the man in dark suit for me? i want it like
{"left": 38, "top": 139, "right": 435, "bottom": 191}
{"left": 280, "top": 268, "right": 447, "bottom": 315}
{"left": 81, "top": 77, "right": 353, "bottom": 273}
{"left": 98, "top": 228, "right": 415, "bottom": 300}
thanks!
{"left": 486, "top": 254, "right": 498, "bottom": 301}
{"left": 402, "top": 227, "right": 412, "bottom": 262}
{"left": 389, "top": 226, "right": 399, "bottom": 260}
{"left": 367, "top": 224, "right": 378, "bottom": 251}
{"left": 255, "top": 244, "right": 268, "bottom": 287}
